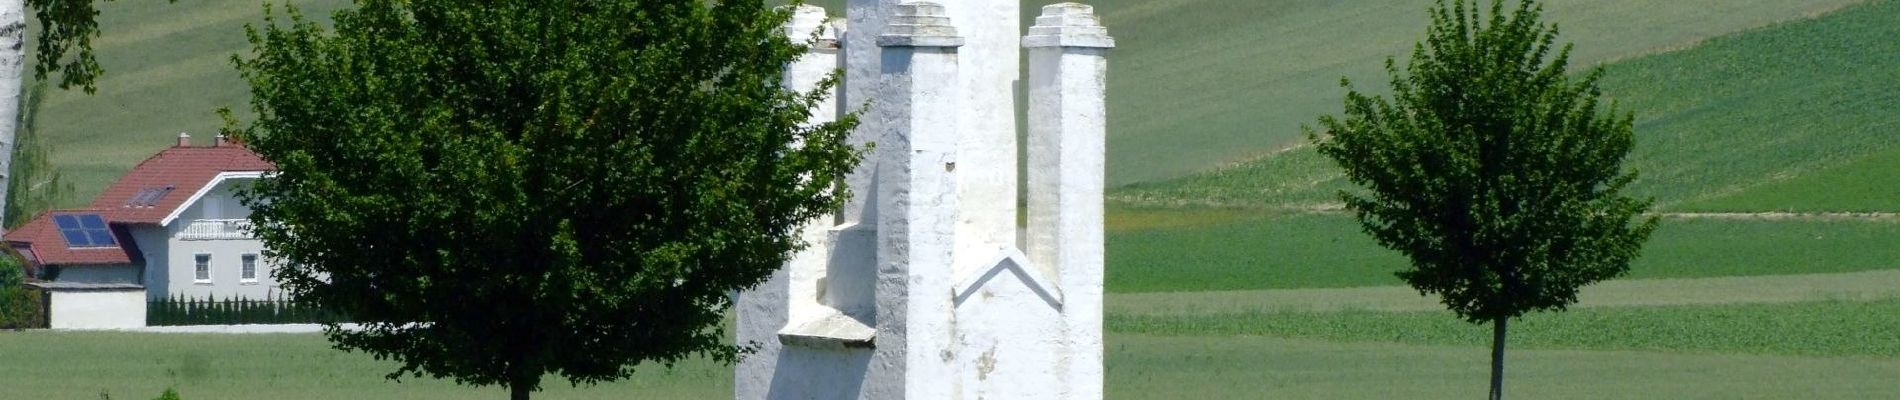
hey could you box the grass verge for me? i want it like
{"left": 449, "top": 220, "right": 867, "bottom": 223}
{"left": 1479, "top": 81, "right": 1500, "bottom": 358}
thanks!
{"left": 1109, "top": 299, "right": 1900, "bottom": 358}
{"left": 4, "top": 330, "right": 1896, "bottom": 399}
{"left": 1108, "top": 334, "right": 1900, "bottom": 400}
{"left": 0, "top": 331, "right": 727, "bottom": 399}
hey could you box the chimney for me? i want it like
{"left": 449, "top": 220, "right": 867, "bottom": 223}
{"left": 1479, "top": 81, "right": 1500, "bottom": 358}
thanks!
{"left": 215, "top": 134, "right": 229, "bottom": 147}
{"left": 176, "top": 132, "right": 191, "bottom": 147}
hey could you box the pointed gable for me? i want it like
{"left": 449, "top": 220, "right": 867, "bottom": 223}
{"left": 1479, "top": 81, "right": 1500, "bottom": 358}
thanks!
{"left": 3, "top": 141, "right": 273, "bottom": 266}
{"left": 89, "top": 145, "right": 273, "bottom": 224}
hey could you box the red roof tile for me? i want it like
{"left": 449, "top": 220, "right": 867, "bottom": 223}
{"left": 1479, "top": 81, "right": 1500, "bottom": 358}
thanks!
{"left": 5, "top": 210, "right": 141, "bottom": 266}
{"left": 89, "top": 145, "right": 273, "bottom": 224}
{"left": 3, "top": 144, "right": 270, "bottom": 266}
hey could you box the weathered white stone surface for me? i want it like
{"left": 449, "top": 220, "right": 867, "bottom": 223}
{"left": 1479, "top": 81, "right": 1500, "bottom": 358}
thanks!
{"left": 1024, "top": 4, "right": 1113, "bottom": 398}
{"left": 737, "top": 2, "right": 1111, "bottom": 399}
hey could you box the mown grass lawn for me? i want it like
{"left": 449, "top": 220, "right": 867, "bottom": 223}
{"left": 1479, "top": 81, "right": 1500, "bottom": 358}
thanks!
{"left": 7, "top": 297, "right": 1900, "bottom": 399}
{"left": 0, "top": 331, "right": 729, "bottom": 400}
{"left": 1108, "top": 334, "right": 1900, "bottom": 400}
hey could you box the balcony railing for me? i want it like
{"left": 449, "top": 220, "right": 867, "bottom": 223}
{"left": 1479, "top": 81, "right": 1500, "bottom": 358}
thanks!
{"left": 179, "top": 219, "right": 253, "bottom": 240}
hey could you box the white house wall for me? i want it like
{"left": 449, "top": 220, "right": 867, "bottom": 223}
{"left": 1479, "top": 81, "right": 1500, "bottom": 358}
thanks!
{"left": 155, "top": 177, "right": 277, "bottom": 300}
{"left": 132, "top": 224, "right": 171, "bottom": 300}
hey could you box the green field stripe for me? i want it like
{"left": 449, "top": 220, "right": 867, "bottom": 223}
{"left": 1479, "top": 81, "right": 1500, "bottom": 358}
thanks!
{"left": 9, "top": 330, "right": 1896, "bottom": 399}
{"left": 1110, "top": 269, "right": 1900, "bottom": 316}
{"left": 1108, "top": 299, "right": 1900, "bottom": 358}
{"left": 1109, "top": 334, "right": 1900, "bottom": 400}
{"left": 0, "top": 332, "right": 730, "bottom": 399}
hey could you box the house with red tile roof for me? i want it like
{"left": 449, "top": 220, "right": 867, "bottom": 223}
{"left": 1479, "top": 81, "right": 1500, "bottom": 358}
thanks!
{"left": 6, "top": 133, "right": 276, "bottom": 310}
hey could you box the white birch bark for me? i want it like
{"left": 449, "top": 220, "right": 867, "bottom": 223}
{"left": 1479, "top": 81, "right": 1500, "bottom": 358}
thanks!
{"left": 0, "top": 0, "right": 23, "bottom": 233}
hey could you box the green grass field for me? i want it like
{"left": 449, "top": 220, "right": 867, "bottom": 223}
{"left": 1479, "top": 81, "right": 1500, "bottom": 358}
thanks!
{"left": 1106, "top": 334, "right": 1900, "bottom": 400}
{"left": 0, "top": 331, "right": 730, "bottom": 399}
{"left": 24, "top": 0, "right": 1865, "bottom": 203}
{"left": 1113, "top": 0, "right": 1900, "bottom": 210}
{"left": 1676, "top": 146, "right": 1900, "bottom": 212}
{"left": 28, "top": 0, "right": 354, "bottom": 203}
{"left": 15, "top": 0, "right": 1900, "bottom": 398}
{"left": 1107, "top": 211, "right": 1900, "bottom": 293}
{"left": 7, "top": 294, "right": 1899, "bottom": 399}
{"left": 1088, "top": 0, "right": 1866, "bottom": 185}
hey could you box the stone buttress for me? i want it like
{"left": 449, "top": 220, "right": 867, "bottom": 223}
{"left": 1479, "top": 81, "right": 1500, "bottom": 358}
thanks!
{"left": 735, "top": 2, "right": 1114, "bottom": 399}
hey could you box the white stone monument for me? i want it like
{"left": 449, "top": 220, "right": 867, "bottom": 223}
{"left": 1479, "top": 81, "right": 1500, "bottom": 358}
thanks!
{"left": 736, "top": 2, "right": 1112, "bottom": 399}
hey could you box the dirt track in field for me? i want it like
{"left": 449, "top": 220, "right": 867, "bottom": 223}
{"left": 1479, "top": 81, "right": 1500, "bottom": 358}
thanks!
{"left": 1109, "top": 269, "right": 1900, "bottom": 316}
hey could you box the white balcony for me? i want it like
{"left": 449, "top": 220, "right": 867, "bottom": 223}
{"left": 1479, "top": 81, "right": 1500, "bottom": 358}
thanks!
{"left": 179, "top": 219, "right": 254, "bottom": 241}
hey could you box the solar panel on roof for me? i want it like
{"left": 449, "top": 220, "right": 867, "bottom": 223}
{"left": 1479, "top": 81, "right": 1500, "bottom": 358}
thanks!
{"left": 79, "top": 214, "right": 106, "bottom": 229}
{"left": 54, "top": 213, "right": 116, "bottom": 248}
{"left": 126, "top": 185, "right": 176, "bottom": 207}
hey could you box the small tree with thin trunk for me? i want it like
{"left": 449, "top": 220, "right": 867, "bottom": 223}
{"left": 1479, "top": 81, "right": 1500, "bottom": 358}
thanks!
{"left": 232, "top": 1, "right": 860, "bottom": 399}
{"left": 1309, "top": 0, "right": 1656, "bottom": 398}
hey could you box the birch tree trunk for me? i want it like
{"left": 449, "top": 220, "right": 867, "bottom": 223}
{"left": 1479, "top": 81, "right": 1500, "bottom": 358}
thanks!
{"left": 0, "top": 0, "right": 23, "bottom": 233}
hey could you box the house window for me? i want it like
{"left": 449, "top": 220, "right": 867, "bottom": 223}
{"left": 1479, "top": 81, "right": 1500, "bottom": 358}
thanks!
{"left": 241, "top": 254, "right": 259, "bottom": 283}
{"left": 194, "top": 253, "right": 212, "bottom": 283}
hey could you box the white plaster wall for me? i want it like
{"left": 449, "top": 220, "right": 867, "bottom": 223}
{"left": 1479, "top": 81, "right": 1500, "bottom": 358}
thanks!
{"left": 163, "top": 233, "right": 272, "bottom": 299}
{"left": 869, "top": 33, "right": 963, "bottom": 400}
{"left": 47, "top": 290, "right": 147, "bottom": 329}
{"left": 54, "top": 264, "right": 140, "bottom": 284}
{"left": 841, "top": 0, "right": 898, "bottom": 225}
{"left": 945, "top": 0, "right": 1021, "bottom": 283}
{"left": 159, "top": 179, "right": 275, "bottom": 300}
{"left": 739, "top": 3, "right": 1113, "bottom": 400}
{"left": 1026, "top": 46, "right": 1111, "bottom": 400}
{"left": 736, "top": 8, "right": 876, "bottom": 400}
{"left": 132, "top": 225, "right": 172, "bottom": 300}
{"left": 172, "top": 179, "right": 255, "bottom": 221}
{"left": 953, "top": 255, "right": 1064, "bottom": 400}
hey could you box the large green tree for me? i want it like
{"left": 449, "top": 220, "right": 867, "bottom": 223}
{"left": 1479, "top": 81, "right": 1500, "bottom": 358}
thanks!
{"left": 1309, "top": 1, "right": 1656, "bottom": 398}
{"left": 231, "top": 1, "right": 859, "bottom": 399}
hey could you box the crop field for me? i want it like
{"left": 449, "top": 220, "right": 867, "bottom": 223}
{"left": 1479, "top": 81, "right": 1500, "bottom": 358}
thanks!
{"left": 1677, "top": 146, "right": 1900, "bottom": 212}
{"left": 25, "top": 0, "right": 1866, "bottom": 203}
{"left": 1086, "top": 0, "right": 1866, "bottom": 184}
{"left": 26, "top": 0, "right": 354, "bottom": 202}
{"left": 13, "top": 0, "right": 1900, "bottom": 399}
{"left": 1112, "top": 0, "right": 1900, "bottom": 210}
{"left": 1107, "top": 210, "right": 1900, "bottom": 293}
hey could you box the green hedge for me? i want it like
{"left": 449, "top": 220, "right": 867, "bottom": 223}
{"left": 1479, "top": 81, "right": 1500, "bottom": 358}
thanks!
{"left": 147, "top": 295, "right": 344, "bottom": 326}
{"left": 0, "top": 286, "right": 45, "bottom": 329}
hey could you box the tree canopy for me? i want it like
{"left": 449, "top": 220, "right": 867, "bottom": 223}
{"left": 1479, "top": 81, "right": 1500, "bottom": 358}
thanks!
{"left": 232, "top": 1, "right": 859, "bottom": 398}
{"left": 1309, "top": 0, "right": 1656, "bottom": 398}
{"left": 26, "top": 0, "right": 131, "bottom": 93}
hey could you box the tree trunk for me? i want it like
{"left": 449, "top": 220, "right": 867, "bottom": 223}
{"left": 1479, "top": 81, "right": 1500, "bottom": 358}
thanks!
{"left": 1488, "top": 316, "right": 1508, "bottom": 400}
{"left": 0, "top": 0, "right": 24, "bottom": 232}
{"left": 508, "top": 367, "right": 536, "bottom": 400}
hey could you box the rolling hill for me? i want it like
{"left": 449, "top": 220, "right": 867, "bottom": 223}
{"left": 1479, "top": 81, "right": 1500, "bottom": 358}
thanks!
{"left": 24, "top": 0, "right": 1864, "bottom": 205}
{"left": 1113, "top": 0, "right": 1900, "bottom": 212}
